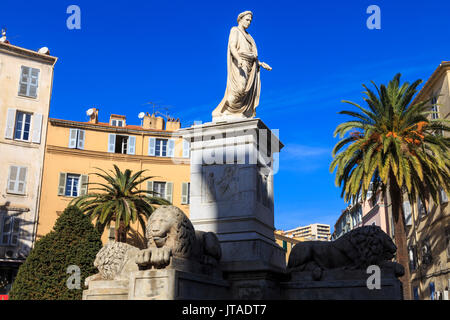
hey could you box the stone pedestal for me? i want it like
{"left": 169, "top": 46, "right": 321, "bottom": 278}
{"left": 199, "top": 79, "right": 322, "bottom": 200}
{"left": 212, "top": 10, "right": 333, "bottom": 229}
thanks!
{"left": 179, "top": 118, "right": 286, "bottom": 274}
{"left": 128, "top": 269, "right": 230, "bottom": 300}
{"left": 281, "top": 268, "right": 404, "bottom": 300}
{"left": 83, "top": 280, "right": 129, "bottom": 300}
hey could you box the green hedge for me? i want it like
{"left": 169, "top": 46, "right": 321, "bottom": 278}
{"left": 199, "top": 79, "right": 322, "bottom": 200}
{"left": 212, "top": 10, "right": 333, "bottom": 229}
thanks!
{"left": 9, "top": 205, "right": 102, "bottom": 300}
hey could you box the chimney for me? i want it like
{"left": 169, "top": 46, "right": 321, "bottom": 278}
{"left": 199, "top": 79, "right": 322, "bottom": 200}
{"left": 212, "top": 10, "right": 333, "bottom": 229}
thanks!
{"left": 142, "top": 113, "right": 164, "bottom": 130}
{"left": 166, "top": 117, "right": 181, "bottom": 131}
{"left": 89, "top": 108, "right": 99, "bottom": 124}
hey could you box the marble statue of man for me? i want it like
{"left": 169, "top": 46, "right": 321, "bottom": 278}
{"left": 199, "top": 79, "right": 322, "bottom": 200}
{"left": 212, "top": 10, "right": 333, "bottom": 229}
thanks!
{"left": 212, "top": 11, "right": 272, "bottom": 120}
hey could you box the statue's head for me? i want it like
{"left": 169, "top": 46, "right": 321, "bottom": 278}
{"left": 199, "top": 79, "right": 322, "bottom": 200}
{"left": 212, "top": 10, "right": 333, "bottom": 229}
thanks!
{"left": 237, "top": 11, "right": 253, "bottom": 29}
{"left": 148, "top": 208, "right": 174, "bottom": 247}
{"left": 146, "top": 206, "right": 197, "bottom": 258}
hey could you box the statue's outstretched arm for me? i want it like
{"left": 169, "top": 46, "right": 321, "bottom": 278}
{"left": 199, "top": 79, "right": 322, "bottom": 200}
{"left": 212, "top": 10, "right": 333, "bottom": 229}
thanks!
{"left": 259, "top": 61, "right": 272, "bottom": 71}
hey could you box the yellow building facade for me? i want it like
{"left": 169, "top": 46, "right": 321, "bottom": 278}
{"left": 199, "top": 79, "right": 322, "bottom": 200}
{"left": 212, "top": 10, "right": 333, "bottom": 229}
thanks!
{"left": 274, "top": 230, "right": 304, "bottom": 263}
{"left": 37, "top": 109, "right": 191, "bottom": 246}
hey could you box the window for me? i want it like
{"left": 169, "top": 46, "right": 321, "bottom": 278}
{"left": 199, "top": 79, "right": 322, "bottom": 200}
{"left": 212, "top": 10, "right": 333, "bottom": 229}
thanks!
{"left": 440, "top": 187, "right": 449, "bottom": 204}
{"left": 421, "top": 238, "right": 432, "bottom": 265}
{"left": 14, "top": 111, "right": 32, "bottom": 141}
{"left": 107, "top": 134, "right": 136, "bottom": 155}
{"left": 65, "top": 174, "right": 80, "bottom": 197}
{"left": 148, "top": 138, "right": 175, "bottom": 157}
{"left": 445, "top": 227, "right": 450, "bottom": 260}
{"left": 111, "top": 119, "right": 124, "bottom": 127}
{"left": 429, "top": 282, "right": 435, "bottom": 300}
{"left": 147, "top": 181, "right": 173, "bottom": 203}
{"left": 7, "top": 166, "right": 27, "bottom": 195}
{"left": 413, "top": 287, "right": 419, "bottom": 300}
{"left": 115, "top": 135, "right": 128, "bottom": 154}
{"left": 68, "top": 129, "right": 85, "bottom": 149}
{"left": 5, "top": 109, "right": 43, "bottom": 143}
{"left": 58, "top": 173, "right": 88, "bottom": 197}
{"left": 403, "top": 201, "right": 412, "bottom": 226}
{"left": 181, "top": 182, "right": 190, "bottom": 204}
{"left": 0, "top": 215, "right": 20, "bottom": 246}
{"left": 430, "top": 97, "right": 439, "bottom": 120}
{"left": 408, "top": 245, "right": 418, "bottom": 271}
{"left": 183, "top": 140, "right": 190, "bottom": 158}
{"left": 282, "top": 240, "right": 287, "bottom": 251}
{"left": 418, "top": 198, "right": 427, "bottom": 218}
{"left": 18, "top": 66, "right": 39, "bottom": 98}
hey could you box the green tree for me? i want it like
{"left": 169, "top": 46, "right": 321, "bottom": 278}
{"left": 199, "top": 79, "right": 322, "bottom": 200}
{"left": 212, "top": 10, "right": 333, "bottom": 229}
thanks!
{"left": 330, "top": 74, "right": 450, "bottom": 299}
{"left": 70, "top": 165, "right": 169, "bottom": 242}
{"left": 9, "top": 205, "right": 102, "bottom": 300}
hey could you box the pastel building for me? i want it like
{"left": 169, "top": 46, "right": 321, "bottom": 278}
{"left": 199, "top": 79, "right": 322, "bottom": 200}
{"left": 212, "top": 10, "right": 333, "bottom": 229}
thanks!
{"left": 0, "top": 39, "right": 57, "bottom": 294}
{"left": 274, "top": 230, "right": 304, "bottom": 263}
{"left": 283, "top": 224, "right": 331, "bottom": 241}
{"left": 36, "top": 109, "right": 191, "bottom": 247}
{"left": 333, "top": 189, "right": 394, "bottom": 240}
{"left": 405, "top": 61, "right": 450, "bottom": 300}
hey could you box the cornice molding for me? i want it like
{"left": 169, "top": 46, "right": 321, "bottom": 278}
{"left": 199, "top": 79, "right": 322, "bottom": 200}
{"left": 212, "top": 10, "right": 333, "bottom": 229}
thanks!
{"left": 49, "top": 118, "right": 182, "bottom": 137}
{"left": 46, "top": 145, "right": 190, "bottom": 165}
{"left": 0, "top": 42, "right": 57, "bottom": 65}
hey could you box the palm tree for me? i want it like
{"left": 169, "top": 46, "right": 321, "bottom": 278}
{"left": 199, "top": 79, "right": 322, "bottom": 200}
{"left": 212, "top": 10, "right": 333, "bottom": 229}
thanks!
{"left": 330, "top": 74, "right": 450, "bottom": 299}
{"left": 70, "top": 165, "right": 170, "bottom": 242}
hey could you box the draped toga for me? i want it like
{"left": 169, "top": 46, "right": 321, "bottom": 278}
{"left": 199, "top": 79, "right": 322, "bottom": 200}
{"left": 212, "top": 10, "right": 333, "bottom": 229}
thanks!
{"left": 212, "top": 26, "right": 261, "bottom": 118}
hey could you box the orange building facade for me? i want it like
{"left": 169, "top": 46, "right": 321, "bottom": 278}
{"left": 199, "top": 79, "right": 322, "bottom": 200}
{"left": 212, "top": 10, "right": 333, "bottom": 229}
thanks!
{"left": 37, "top": 109, "right": 191, "bottom": 246}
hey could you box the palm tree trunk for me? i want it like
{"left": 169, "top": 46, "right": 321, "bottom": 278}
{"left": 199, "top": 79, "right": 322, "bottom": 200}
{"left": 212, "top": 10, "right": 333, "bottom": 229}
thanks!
{"left": 115, "top": 222, "right": 127, "bottom": 243}
{"left": 388, "top": 170, "right": 412, "bottom": 300}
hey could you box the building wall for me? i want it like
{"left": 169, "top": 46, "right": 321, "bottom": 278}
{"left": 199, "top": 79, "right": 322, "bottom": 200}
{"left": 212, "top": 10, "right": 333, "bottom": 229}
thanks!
{"left": 406, "top": 64, "right": 450, "bottom": 300}
{"left": 274, "top": 230, "right": 304, "bottom": 263}
{"left": 284, "top": 223, "right": 331, "bottom": 241}
{"left": 37, "top": 118, "right": 190, "bottom": 246}
{"left": 0, "top": 42, "right": 57, "bottom": 293}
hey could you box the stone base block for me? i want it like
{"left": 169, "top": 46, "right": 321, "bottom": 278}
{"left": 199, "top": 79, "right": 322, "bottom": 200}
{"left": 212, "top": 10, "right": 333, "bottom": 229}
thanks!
{"left": 225, "top": 271, "right": 288, "bottom": 300}
{"left": 128, "top": 269, "right": 230, "bottom": 300}
{"left": 82, "top": 280, "right": 129, "bottom": 300}
{"left": 219, "top": 238, "right": 287, "bottom": 273}
{"left": 281, "top": 269, "right": 403, "bottom": 300}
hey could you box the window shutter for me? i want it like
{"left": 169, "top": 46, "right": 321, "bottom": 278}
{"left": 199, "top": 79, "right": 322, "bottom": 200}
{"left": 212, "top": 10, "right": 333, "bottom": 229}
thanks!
{"left": 5, "top": 108, "right": 16, "bottom": 139}
{"left": 167, "top": 139, "right": 175, "bottom": 157}
{"left": 68, "top": 129, "right": 78, "bottom": 148}
{"left": 403, "top": 201, "right": 412, "bottom": 226}
{"left": 31, "top": 113, "right": 43, "bottom": 143}
{"left": 166, "top": 182, "right": 173, "bottom": 203}
{"left": 77, "top": 130, "right": 85, "bottom": 149}
{"left": 182, "top": 139, "right": 190, "bottom": 158}
{"left": 29, "top": 68, "right": 39, "bottom": 98}
{"left": 79, "top": 175, "right": 89, "bottom": 195}
{"left": 58, "top": 172, "right": 67, "bottom": 195}
{"left": 17, "top": 167, "right": 28, "bottom": 194}
{"left": 18, "top": 66, "right": 30, "bottom": 96}
{"left": 108, "top": 134, "right": 116, "bottom": 153}
{"left": 7, "top": 166, "right": 18, "bottom": 193}
{"left": 440, "top": 188, "right": 448, "bottom": 203}
{"left": 148, "top": 137, "right": 156, "bottom": 156}
{"left": 181, "top": 182, "right": 189, "bottom": 204}
{"left": 147, "top": 181, "right": 154, "bottom": 197}
{"left": 127, "top": 136, "right": 136, "bottom": 155}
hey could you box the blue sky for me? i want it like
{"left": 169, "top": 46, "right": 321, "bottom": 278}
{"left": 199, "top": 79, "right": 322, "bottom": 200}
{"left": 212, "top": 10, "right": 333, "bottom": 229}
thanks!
{"left": 2, "top": 0, "right": 449, "bottom": 232}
